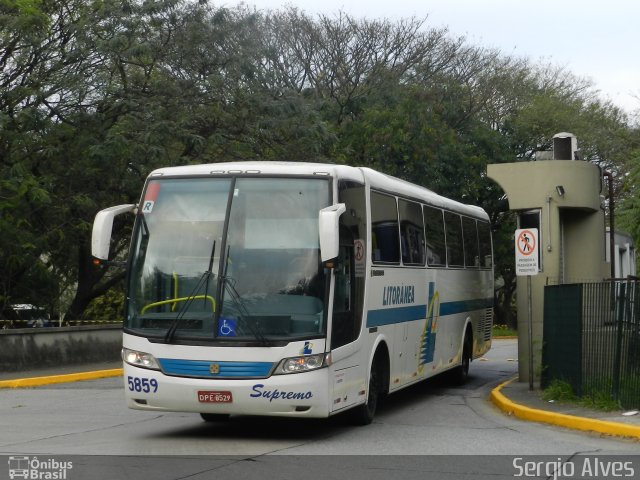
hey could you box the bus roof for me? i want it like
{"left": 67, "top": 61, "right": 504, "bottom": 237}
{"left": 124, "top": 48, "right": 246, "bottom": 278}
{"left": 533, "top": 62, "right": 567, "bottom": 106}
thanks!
{"left": 148, "top": 161, "right": 488, "bottom": 221}
{"left": 359, "top": 167, "right": 488, "bottom": 220}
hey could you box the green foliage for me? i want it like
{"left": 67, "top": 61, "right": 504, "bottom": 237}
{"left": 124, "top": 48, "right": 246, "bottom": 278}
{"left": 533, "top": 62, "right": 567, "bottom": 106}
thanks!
{"left": 541, "top": 379, "right": 577, "bottom": 403}
{"left": 542, "top": 378, "right": 624, "bottom": 411}
{"left": 492, "top": 324, "right": 517, "bottom": 337}
{"left": 579, "top": 390, "right": 621, "bottom": 412}
{"left": 83, "top": 285, "right": 125, "bottom": 321}
{"left": 1, "top": 1, "right": 638, "bottom": 320}
{"left": 617, "top": 148, "right": 640, "bottom": 254}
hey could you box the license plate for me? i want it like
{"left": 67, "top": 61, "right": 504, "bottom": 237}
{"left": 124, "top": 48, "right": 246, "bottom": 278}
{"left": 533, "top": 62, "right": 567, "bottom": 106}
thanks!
{"left": 198, "top": 391, "right": 233, "bottom": 403}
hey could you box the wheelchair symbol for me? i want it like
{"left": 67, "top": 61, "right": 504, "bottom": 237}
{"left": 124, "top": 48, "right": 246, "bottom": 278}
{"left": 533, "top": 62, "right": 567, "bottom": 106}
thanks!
{"left": 220, "top": 319, "right": 232, "bottom": 335}
{"left": 218, "top": 318, "right": 236, "bottom": 337}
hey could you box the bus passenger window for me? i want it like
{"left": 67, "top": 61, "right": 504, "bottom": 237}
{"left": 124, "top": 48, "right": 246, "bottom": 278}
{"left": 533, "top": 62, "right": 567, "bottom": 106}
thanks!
{"left": 371, "top": 192, "right": 400, "bottom": 264}
{"left": 462, "top": 217, "right": 480, "bottom": 268}
{"left": 399, "top": 199, "right": 425, "bottom": 266}
{"left": 424, "top": 206, "right": 446, "bottom": 266}
{"left": 444, "top": 211, "right": 464, "bottom": 267}
{"left": 478, "top": 221, "right": 493, "bottom": 268}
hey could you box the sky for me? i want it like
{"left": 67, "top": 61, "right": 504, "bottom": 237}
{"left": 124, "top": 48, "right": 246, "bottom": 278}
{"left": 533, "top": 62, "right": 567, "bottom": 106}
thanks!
{"left": 222, "top": 0, "right": 640, "bottom": 116}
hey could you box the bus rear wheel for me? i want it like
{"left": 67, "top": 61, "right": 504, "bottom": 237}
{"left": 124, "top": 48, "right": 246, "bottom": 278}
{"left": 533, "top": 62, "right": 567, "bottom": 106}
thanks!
{"left": 452, "top": 334, "right": 472, "bottom": 385}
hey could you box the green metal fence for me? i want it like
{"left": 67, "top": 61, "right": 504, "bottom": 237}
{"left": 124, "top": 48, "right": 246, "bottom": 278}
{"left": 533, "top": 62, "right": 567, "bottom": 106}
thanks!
{"left": 543, "top": 280, "right": 640, "bottom": 409}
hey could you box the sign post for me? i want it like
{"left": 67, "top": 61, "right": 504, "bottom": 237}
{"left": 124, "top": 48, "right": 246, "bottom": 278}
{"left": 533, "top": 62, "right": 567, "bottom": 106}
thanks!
{"left": 515, "top": 228, "right": 539, "bottom": 391}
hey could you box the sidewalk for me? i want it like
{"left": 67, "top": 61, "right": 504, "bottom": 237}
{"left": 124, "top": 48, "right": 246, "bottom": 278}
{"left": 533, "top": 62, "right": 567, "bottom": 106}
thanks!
{"left": 491, "top": 377, "right": 640, "bottom": 440}
{"left": 1, "top": 361, "right": 639, "bottom": 440}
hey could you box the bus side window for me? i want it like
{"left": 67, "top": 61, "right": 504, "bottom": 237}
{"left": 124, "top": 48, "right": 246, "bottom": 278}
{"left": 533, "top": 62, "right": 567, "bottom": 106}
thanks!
{"left": 399, "top": 198, "right": 425, "bottom": 266}
{"left": 424, "top": 205, "right": 446, "bottom": 267}
{"left": 334, "top": 230, "right": 353, "bottom": 314}
{"left": 444, "top": 211, "right": 464, "bottom": 267}
{"left": 477, "top": 221, "right": 493, "bottom": 268}
{"left": 331, "top": 180, "right": 366, "bottom": 349}
{"left": 332, "top": 224, "right": 356, "bottom": 349}
{"left": 370, "top": 191, "right": 400, "bottom": 264}
{"left": 462, "top": 216, "right": 480, "bottom": 268}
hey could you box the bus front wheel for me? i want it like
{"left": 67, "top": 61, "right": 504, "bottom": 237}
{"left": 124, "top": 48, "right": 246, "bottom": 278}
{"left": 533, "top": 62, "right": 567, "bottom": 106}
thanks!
{"left": 200, "top": 413, "right": 230, "bottom": 422}
{"left": 351, "top": 361, "right": 381, "bottom": 425}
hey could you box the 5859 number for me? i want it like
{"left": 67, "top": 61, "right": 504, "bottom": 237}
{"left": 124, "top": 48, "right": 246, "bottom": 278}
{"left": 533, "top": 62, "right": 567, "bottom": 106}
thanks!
{"left": 127, "top": 376, "right": 158, "bottom": 393}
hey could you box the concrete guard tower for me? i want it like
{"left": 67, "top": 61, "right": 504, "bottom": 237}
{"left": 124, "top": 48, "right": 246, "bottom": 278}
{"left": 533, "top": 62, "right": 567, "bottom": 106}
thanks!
{"left": 487, "top": 133, "right": 610, "bottom": 384}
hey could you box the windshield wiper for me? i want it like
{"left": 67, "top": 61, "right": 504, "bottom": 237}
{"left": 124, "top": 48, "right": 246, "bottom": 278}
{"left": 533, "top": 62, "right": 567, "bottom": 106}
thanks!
{"left": 221, "top": 276, "right": 268, "bottom": 345}
{"left": 218, "top": 246, "right": 268, "bottom": 345}
{"left": 164, "top": 240, "right": 216, "bottom": 343}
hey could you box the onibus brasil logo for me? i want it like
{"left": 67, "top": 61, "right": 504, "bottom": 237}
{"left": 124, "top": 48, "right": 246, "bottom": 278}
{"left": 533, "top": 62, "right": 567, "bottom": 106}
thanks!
{"left": 8, "top": 456, "right": 72, "bottom": 479}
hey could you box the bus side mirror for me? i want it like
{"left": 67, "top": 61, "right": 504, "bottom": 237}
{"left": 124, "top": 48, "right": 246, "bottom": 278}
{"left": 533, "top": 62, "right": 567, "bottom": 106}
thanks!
{"left": 92, "top": 204, "right": 136, "bottom": 260}
{"left": 319, "top": 203, "right": 346, "bottom": 263}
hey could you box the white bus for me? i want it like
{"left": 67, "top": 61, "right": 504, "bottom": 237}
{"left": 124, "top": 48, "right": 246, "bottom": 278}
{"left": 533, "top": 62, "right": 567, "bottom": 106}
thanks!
{"left": 92, "top": 162, "right": 493, "bottom": 424}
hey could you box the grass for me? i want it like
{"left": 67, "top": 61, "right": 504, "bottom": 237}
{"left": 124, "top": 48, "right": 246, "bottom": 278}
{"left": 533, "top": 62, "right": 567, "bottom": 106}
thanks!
{"left": 581, "top": 375, "right": 640, "bottom": 411}
{"left": 541, "top": 379, "right": 577, "bottom": 403}
{"left": 542, "top": 379, "right": 621, "bottom": 411}
{"left": 579, "top": 390, "right": 621, "bottom": 411}
{"left": 492, "top": 324, "right": 517, "bottom": 337}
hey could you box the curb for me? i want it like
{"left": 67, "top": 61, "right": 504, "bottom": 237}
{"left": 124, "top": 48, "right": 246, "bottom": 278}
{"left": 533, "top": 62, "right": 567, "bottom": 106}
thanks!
{"left": 490, "top": 377, "right": 640, "bottom": 440}
{"left": 0, "top": 369, "right": 123, "bottom": 389}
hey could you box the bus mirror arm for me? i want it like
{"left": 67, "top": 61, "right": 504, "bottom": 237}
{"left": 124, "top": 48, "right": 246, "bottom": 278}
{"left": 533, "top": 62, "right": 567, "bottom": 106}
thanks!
{"left": 319, "top": 203, "right": 346, "bottom": 263}
{"left": 92, "top": 258, "right": 127, "bottom": 269}
{"left": 322, "top": 259, "right": 343, "bottom": 270}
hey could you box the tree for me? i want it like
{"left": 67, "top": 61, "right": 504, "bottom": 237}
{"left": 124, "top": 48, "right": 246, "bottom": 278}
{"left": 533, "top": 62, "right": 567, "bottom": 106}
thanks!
{"left": 0, "top": 0, "right": 101, "bottom": 314}
{"left": 617, "top": 146, "right": 640, "bottom": 256}
{"left": 2, "top": 1, "right": 637, "bottom": 322}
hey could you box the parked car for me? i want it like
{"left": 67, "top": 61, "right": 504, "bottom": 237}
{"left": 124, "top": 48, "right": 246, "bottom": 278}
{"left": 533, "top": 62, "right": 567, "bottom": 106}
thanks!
{"left": 2, "top": 304, "right": 52, "bottom": 328}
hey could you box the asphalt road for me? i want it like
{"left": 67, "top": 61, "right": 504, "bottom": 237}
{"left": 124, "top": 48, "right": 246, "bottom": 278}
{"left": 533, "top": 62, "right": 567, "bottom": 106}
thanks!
{"left": 1, "top": 339, "right": 638, "bottom": 480}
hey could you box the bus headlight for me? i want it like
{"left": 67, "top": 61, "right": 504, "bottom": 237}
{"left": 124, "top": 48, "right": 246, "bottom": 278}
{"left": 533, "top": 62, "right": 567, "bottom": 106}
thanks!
{"left": 275, "top": 353, "right": 329, "bottom": 374}
{"left": 122, "top": 348, "right": 160, "bottom": 370}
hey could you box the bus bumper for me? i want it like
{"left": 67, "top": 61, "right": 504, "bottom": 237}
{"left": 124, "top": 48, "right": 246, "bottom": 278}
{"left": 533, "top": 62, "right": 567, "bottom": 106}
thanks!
{"left": 123, "top": 363, "right": 331, "bottom": 418}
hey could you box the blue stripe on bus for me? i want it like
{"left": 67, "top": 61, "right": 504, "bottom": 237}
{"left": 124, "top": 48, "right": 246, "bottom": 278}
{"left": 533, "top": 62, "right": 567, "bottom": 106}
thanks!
{"left": 366, "top": 305, "right": 427, "bottom": 327}
{"left": 366, "top": 298, "right": 492, "bottom": 328}
{"left": 439, "top": 298, "right": 494, "bottom": 316}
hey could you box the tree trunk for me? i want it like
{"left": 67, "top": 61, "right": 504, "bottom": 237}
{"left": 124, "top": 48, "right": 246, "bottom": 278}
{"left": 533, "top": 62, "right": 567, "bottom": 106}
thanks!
{"left": 65, "top": 241, "right": 124, "bottom": 320}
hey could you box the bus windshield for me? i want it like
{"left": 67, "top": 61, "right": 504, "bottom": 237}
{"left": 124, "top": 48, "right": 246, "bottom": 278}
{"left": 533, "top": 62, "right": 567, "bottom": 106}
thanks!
{"left": 126, "top": 176, "right": 330, "bottom": 342}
